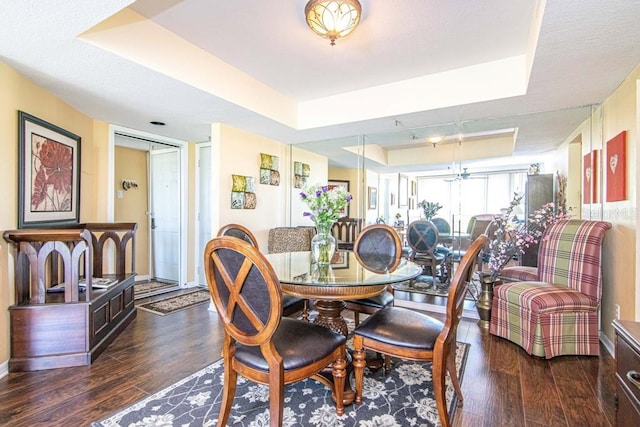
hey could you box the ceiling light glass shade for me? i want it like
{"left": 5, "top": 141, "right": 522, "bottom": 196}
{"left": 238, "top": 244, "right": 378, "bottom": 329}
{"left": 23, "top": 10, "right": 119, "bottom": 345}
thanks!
{"left": 305, "top": 0, "right": 362, "bottom": 45}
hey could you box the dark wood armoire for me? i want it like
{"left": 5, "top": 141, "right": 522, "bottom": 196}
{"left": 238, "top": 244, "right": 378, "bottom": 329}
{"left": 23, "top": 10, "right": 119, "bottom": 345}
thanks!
{"left": 521, "top": 173, "right": 555, "bottom": 267}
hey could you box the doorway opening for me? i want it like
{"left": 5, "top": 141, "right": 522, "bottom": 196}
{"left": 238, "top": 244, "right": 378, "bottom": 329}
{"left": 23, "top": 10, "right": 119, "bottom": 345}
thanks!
{"left": 109, "top": 126, "right": 188, "bottom": 299}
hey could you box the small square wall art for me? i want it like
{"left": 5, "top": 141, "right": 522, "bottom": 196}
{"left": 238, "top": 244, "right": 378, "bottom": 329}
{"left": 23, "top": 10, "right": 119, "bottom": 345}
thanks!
{"left": 259, "top": 153, "right": 280, "bottom": 186}
{"left": 293, "top": 161, "right": 311, "bottom": 188}
{"left": 231, "top": 174, "right": 256, "bottom": 209}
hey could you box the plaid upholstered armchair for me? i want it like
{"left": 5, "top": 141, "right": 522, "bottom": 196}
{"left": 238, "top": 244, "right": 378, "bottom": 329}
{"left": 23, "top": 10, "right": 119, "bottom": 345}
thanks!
{"left": 490, "top": 219, "right": 611, "bottom": 358}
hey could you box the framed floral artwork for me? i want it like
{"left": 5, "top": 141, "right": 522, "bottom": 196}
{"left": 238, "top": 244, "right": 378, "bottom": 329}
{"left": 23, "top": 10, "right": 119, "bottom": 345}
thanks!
{"left": 18, "top": 111, "right": 81, "bottom": 229}
{"left": 606, "top": 131, "right": 626, "bottom": 202}
{"left": 328, "top": 180, "right": 350, "bottom": 217}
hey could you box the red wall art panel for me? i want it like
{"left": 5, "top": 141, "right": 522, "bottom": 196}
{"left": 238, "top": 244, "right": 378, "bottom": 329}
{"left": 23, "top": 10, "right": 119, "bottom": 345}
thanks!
{"left": 606, "top": 131, "right": 626, "bottom": 202}
{"left": 583, "top": 150, "right": 599, "bottom": 204}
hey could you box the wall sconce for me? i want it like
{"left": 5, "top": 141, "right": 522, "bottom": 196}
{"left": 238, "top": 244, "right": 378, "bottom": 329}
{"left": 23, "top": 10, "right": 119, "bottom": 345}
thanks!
{"left": 122, "top": 180, "right": 138, "bottom": 191}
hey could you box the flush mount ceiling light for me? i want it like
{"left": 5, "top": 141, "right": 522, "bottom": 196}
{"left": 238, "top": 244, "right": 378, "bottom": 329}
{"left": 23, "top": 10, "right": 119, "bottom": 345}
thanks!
{"left": 305, "top": 0, "right": 362, "bottom": 46}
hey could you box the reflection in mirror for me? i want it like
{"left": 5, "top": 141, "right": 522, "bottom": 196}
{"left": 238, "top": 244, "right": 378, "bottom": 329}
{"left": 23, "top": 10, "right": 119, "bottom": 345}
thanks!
{"left": 292, "top": 105, "right": 597, "bottom": 242}
{"left": 293, "top": 134, "right": 365, "bottom": 226}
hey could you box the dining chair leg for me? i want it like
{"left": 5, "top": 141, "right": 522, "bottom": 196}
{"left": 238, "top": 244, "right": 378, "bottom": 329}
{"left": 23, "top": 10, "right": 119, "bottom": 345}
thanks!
{"left": 446, "top": 346, "right": 463, "bottom": 401}
{"left": 218, "top": 361, "right": 237, "bottom": 427}
{"left": 352, "top": 335, "right": 366, "bottom": 404}
{"left": 353, "top": 311, "right": 360, "bottom": 326}
{"left": 268, "top": 377, "right": 285, "bottom": 427}
{"left": 432, "top": 357, "right": 450, "bottom": 427}
{"left": 332, "top": 354, "right": 347, "bottom": 415}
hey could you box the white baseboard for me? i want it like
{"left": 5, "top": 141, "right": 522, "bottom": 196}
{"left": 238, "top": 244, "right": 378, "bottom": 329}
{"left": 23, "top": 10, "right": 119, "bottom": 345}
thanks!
{"left": 183, "top": 281, "right": 200, "bottom": 289}
{"left": 0, "top": 360, "right": 8, "bottom": 379}
{"left": 394, "top": 299, "right": 480, "bottom": 320}
{"left": 600, "top": 331, "right": 614, "bottom": 357}
{"left": 134, "top": 275, "right": 150, "bottom": 282}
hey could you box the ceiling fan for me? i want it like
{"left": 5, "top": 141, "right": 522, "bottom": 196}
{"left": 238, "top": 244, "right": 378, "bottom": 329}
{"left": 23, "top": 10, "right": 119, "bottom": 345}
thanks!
{"left": 444, "top": 168, "right": 486, "bottom": 182}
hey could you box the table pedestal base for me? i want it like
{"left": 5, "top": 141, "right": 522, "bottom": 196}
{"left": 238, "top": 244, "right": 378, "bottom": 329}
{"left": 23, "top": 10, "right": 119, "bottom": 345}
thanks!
{"left": 312, "top": 300, "right": 349, "bottom": 337}
{"left": 312, "top": 299, "right": 355, "bottom": 405}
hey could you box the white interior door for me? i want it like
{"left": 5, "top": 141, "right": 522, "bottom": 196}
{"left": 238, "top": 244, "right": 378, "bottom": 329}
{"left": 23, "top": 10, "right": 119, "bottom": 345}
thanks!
{"left": 197, "top": 144, "right": 212, "bottom": 287}
{"left": 150, "top": 147, "right": 181, "bottom": 282}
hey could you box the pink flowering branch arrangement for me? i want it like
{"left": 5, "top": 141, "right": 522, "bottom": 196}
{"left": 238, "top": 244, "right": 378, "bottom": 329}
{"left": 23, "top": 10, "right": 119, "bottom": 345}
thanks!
{"left": 487, "top": 193, "right": 571, "bottom": 281}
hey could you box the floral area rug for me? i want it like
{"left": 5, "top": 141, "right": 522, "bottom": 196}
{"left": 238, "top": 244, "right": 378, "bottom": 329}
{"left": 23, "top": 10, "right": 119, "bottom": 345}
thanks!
{"left": 136, "top": 290, "right": 211, "bottom": 316}
{"left": 91, "top": 342, "right": 469, "bottom": 426}
{"left": 392, "top": 276, "right": 480, "bottom": 301}
{"left": 134, "top": 280, "right": 180, "bottom": 300}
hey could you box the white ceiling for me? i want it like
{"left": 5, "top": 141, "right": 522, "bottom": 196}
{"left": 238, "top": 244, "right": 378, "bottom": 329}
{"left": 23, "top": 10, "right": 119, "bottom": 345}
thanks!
{"left": 1, "top": 0, "right": 640, "bottom": 172}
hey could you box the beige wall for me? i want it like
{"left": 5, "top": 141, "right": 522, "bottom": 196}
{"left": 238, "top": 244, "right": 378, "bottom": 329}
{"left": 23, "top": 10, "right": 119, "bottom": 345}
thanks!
{"left": 557, "top": 65, "right": 639, "bottom": 343}
{"left": 599, "top": 65, "right": 639, "bottom": 338}
{"left": 211, "top": 124, "right": 329, "bottom": 250}
{"left": 0, "top": 62, "right": 110, "bottom": 367}
{"left": 114, "top": 146, "right": 149, "bottom": 276}
{"left": 291, "top": 146, "right": 330, "bottom": 227}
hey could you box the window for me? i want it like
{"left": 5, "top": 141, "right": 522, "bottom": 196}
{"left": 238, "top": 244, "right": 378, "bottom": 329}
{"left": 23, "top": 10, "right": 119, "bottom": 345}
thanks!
{"left": 416, "top": 170, "right": 527, "bottom": 232}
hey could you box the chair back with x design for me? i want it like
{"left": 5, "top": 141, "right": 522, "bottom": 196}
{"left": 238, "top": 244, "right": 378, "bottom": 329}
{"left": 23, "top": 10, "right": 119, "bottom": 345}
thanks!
{"left": 217, "top": 223, "right": 260, "bottom": 250}
{"left": 205, "top": 236, "right": 282, "bottom": 347}
{"left": 406, "top": 220, "right": 439, "bottom": 254}
{"left": 353, "top": 224, "right": 402, "bottom": 274}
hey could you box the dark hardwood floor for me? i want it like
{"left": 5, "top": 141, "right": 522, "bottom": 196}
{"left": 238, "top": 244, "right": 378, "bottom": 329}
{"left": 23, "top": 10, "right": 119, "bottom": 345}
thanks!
{"left": 0, "top": 290, "right": 617, "bottom": 426}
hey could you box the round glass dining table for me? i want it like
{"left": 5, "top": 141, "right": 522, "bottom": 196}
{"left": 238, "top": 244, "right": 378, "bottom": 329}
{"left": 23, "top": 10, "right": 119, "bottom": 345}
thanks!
{"left": 264, "top": 251, "right": 422, "bottom": 336}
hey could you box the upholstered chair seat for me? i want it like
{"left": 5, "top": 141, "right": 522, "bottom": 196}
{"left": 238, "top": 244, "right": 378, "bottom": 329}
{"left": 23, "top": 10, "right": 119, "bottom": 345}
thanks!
{"left": 354, "top": 307, "right": 443, "bottom": 350}
{"left": 234, "top": 317, "right": 346, "bottom": 371}
{"left": 282, "top": 295, "right": 307, "bottom": 317}
{"left": 346, "top": 291, "right": 394, "bottom": 311}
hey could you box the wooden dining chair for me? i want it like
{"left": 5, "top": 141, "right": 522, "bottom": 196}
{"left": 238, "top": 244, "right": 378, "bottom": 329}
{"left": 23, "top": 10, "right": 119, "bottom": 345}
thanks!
{"left": 345, "top": 224, "right": 402, "bottom": 326}
{"left": 204, "top": 236, "right": 347, "bottom": 426}
{"left": 352, "top": 235, "right": 488, "bottom": 427}
{"left": 331, "top": 217, "right": 362, "bottom": 250}
{"left": 217, "top": 224, "right": 307, "bottom": 318}
{"left": 406, "top": 220, "right": 452, "bottom": 286}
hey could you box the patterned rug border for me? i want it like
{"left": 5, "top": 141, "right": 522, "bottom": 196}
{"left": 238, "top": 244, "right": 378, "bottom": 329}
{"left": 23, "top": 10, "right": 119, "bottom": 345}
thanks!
{"left": 91, "top": 342, "right": 470, "bottom": 426}
{"left": 133, "top": 280, "right": 180, "bottom": 300}
{"left": 393, "top": 279, "right": 480, "bottom": 301}
{"left": 136, "top": 289, "right": 211, "bottom": 316}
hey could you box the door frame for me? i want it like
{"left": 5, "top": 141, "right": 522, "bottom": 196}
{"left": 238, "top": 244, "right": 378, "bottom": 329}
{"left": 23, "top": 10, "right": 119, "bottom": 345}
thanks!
{"left": 108, "top": 124, "right": 188, "bottom": 287}
{"left": 195, "top": 142, "right": 212, "bottom": 288}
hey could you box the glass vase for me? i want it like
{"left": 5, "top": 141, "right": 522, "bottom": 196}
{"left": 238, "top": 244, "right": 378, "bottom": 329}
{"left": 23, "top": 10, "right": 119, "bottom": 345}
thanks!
{"left": 311, "top": 222, "right": 336, "bottom": 266}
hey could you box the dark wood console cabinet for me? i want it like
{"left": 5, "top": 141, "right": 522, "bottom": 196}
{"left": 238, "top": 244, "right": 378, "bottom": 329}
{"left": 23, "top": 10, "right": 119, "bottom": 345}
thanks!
{"left": 4, "top": 223, "right": 138, "bottom": 372}
{"left": 521, "top": 173, "right": 555, "bottom": 267}
{"left": 613, "top": 319, "right": 640, "bottom": 426}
